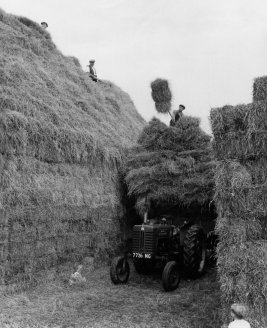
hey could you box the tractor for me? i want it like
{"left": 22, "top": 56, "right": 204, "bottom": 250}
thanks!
{"left": 110, "top": 215, "right": 207, "bottom": 291}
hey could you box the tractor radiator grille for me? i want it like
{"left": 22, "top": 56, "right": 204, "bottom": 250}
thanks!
{"left": 132, "top": 230, "right": 154, "bottom": 253}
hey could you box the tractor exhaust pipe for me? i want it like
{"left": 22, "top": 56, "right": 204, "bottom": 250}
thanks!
{"left": 144, "top": 211, "right": 148, "bottom": 224}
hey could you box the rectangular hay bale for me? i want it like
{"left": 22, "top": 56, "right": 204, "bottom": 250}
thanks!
{"left": 215, "top": 184, "right": 267, "bottom": 217}
{"left": 253, "top": 76, "right": 267, "bottom": 102}
{"left": 212, "top": 130, "right": 267, "bottom": 160}
{"left": 248, "top": 100, "right": 267, "bottom": 130}
{"left": 217, "top": 240, "right": 267, "bottom": 328}
{"left": 244, "top": 157, "right": 267, "bottom": 185}
{"left": 210, "top": 104, "right": 251, "bottom": 138}
{"left": 215, "top": 215, "right": 263, "bottom": 243}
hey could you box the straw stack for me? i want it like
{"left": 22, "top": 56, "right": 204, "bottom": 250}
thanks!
{"left": 124, "top": 116, "right": 214, "bottom": 216}
{"left": 0, "top": 9, "right": 145, "bottom": 289}
{"left": 210, "top": 76, "right": 267, "bottom": 328}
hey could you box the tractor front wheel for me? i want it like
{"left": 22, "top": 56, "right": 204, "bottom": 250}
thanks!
{"left": 162, "top": 261, "right": 180, "bottom": 291}
{"left": 110, "top": 256, "right": 130, "bottom": 284}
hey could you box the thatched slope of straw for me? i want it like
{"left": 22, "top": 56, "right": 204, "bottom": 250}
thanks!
{"left": 0, "top": 8, "right": 145, "bottom": 284}
{"left": 124, "top": 116, "right": 214, "bottom": 215}
{"left": 0, "top": 8, "right": 145, "bottom": 166}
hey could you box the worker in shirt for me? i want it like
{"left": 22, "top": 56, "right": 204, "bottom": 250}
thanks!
{"left": 40, "top": 22, "right": 48, "bottom": 29}
{"left": 228, "top": 304, "right": 251, "bottom": 328}
{"left": 170, "top": 104, "right": 185, "bottom": 126}
{"left": 221, "top": 304, "right": 251, "bottom": 328}
{"left": 88, "top": 59, "right": 98, "bottom": 82}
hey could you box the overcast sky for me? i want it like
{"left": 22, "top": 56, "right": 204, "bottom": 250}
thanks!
{"left": 1, "top": 0, "right": 267, "bottom": 133}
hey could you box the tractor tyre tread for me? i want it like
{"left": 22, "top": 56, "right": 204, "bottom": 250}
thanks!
{"left": 183, "top": 225, "right": 206, "bottom": 279}
{"left": 110, "top": 256, "right": 130, "bottom": 285}
{"left": 162, "top": 261, "right": 180, "bottom": 292}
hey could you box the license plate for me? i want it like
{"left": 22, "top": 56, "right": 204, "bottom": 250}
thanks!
{"left": 133, "top": 252, "right": 151, "bottom": 259}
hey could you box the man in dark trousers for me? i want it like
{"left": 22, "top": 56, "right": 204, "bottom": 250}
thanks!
{"left": 170, "top": 104, "right": 185, "bottom": 126}
{"left": 88, "top": 59, "right": 98, "bottom": 82}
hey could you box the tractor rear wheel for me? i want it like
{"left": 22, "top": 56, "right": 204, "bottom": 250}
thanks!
{"left": 162, "top": 261, "right": 180, "bottom": 291}
{"left": 183, "top": 225, "right": 207, "bottom": 278}
{"left": 110, "top": 256, "right": 130, "bottom": 284}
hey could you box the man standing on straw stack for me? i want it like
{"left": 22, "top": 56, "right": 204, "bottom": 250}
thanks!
{"left": 88, "top": 59, "right": 98, "bottom": 82}
{"left": 170, "top": 104, "right": 186, "bottom": 126}
{"left": 40, "top": 22, "right": 48, "bottom": 29}
{"left": 150, "top": 78, "right": 186, "bottom": 126}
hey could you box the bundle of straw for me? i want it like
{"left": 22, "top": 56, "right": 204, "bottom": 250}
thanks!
{"left": 151, "top": 79, "right": 172, "bottom": 115}
{"left": 151, "top": 79, "right": 172, "bottom": 103}
{"left": 138, "top": 117, "right": 211, "bottom": 153}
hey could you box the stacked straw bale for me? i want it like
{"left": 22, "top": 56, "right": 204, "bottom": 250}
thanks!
{"left": 210, "top": 77, "right": 267, "bottom": 328}
{"left": 0, "top": 8, "right": 145, "bottom": 289}
{"left": 124, "top": 116, "right": 214, "bottom": 217}
{"left": 253, "top": 76, "right": 267, "bottom": 102}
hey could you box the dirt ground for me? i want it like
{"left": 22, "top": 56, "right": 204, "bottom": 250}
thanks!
{"left": 0, "top": 262, "right": 223, "bottom": 328}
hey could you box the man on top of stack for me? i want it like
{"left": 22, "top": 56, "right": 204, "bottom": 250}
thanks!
{"left": 88, "top": 59, "right": 98, "bottom": 82}
{"left": 170, "top": 104, "right": 185, "bottom": 126}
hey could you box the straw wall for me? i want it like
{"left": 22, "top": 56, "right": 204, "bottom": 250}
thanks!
{"left": 210, "top": 77, "right": 267, "bottom": 328}
{"left": 0, "top": 8, "right": 145, "bottom": 290}
{"left": 0, "top": 154, "right": 123, "bottom": 290}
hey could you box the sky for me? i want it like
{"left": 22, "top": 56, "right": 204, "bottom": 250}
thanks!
{"left": 1, "top": 0, "right": 267, "bottom": 134}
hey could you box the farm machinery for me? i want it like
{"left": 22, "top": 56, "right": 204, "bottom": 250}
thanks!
{"left": 110, "top": 215, "right": 207, "bottom": 291}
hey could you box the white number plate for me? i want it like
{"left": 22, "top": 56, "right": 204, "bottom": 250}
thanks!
{"left": 133, "top": 252, "right": 151, "bottom": 259}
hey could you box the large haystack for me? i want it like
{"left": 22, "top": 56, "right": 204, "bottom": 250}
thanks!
{"left": 0, "top": 8, "right": 145, "bottom": 288}
{"left": 210, "top": 77, "right": 267, "bottom": 328}
{"left": 124, "top": 114, "right": 214, "bottom": 228}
